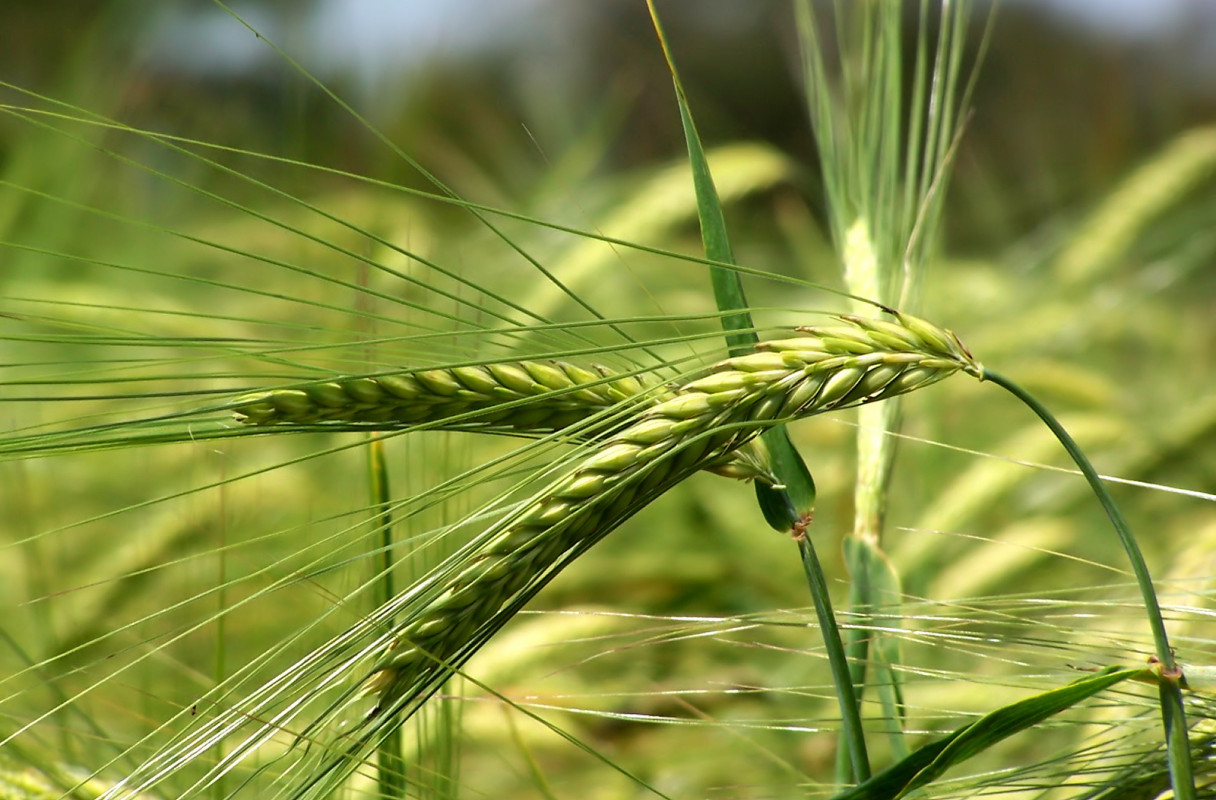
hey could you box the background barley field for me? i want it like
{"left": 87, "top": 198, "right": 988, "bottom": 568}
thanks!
{"left": 2, "top": 2, "right": 1216, "bottom": 798}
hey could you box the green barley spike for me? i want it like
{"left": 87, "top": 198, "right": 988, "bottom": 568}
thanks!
{"left": 234, "top": 359, "right": 778, "bottom": 483}
{"left": 366, "top": 312, "right": 980, "bottom": 726}
{"left": 108, "top": 314, "right": 979, "bottom": 800}
{"left": 233, "top": 360, "right": 653, "bottom": 433}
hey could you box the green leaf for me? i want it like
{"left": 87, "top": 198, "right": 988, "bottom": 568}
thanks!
{"left": 674, "top": 96, "right": 750, "bottom": 358}
{"left": 647, "top": 0, "right": 816, "bottom": 530}
{"left": 755, "top": 437, "right": 817, "bottom": 530}
{"left": 831, "top": 667, "right": 1144, "bottom": 800}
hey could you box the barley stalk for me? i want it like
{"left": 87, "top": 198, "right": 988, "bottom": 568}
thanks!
{"left": 368, "top": 312, "right": 980, "bottom": 717}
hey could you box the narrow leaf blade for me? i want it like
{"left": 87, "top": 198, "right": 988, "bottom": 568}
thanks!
{"left": 648, "top": 0, "right": 817, "bottom": 527}
{"left": 831, "top": 667, "right": 1143, "bottom": 800}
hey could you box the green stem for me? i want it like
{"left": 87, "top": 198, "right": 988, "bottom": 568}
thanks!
{"left": 834, "top": 547, "right": 871, "bottom": 786}
{"left": 213, "top": 466, "right": 228, "bottom": 800}
{"left": 797, "top": 534, "right": 871, "bottom": 783}
{"left": 1160, "top": 679, "right": 1196, "bottom": 800}
{"left": 368, "top": 436, "right": 406, "bottom": 800}
{"left": 982, "top": 371, "right": 1170, "bottom": 665}
{"left": 369, "top": 437, "right": 396, "bottom": 615}
{"left": 981, "top": 369, "right": 1194, "bottom": 799}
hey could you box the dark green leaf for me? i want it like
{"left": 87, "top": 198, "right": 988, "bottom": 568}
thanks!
{"left": 831, "top": 667, "right": 1143, "bottom": 800}
{"left": 649, "top": 1, "right": 817, "bottom": 530}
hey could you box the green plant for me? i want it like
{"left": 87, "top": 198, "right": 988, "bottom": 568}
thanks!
{"left": 2, "top": 3, "right": 1214, "bottom": 800}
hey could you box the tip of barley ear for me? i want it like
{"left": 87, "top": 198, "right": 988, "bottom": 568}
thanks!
{"left": 888, "top": 311, "right": 984, "bottom": 376}
{"left": 833, "top": 310, "right": 984, "bottom": 379}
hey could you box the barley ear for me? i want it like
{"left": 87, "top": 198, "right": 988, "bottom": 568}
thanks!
{"left": 231, "top": 360, "right": 664, "bottom": 432}
{"left": 366, "top": 313, "right": 978, "bottom": 720}
{"left": 114, "top": 314, "right": 979, "bottom": 800}
{"left": 231, "top": 361, "right": 785, "bottom": 481}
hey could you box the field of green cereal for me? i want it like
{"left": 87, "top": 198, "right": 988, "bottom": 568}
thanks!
{"left": 3, "top": 3, "right": 1216, "bottom": 798}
